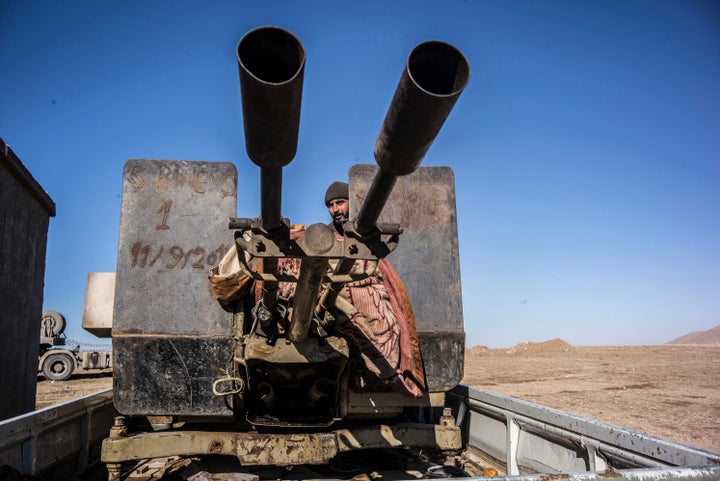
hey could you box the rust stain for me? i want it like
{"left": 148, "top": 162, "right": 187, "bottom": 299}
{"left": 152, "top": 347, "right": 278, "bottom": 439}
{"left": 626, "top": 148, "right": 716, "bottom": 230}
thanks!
{"left": 208, "top": 439, "right": 224, "bottom": 454}
{"left": 538, "top": 475, "right": 572, "bottom": 481}
{"left": 598, "top": 466, "right": 622, "bottom": 478}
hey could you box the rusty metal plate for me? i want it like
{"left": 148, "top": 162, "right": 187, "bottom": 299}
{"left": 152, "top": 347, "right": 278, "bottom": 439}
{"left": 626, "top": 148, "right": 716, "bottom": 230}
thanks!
{"left": 418, "top": 331, "right": 465, "bottom": 392}
{"left": 113, "top": 336, "right": 234, "bottom": 415}
{"left": 114, "top": 159, "right": 237, "bottom": 335}
{"left": 113, "top": 159, "right": 237, "bottom": 415}
{"left": 349, "top": 165, "right": 464, "bottom": 391}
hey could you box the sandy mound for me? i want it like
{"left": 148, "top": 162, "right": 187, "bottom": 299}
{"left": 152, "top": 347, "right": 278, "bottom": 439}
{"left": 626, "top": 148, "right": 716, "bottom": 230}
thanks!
{"left": 668, "top": 325, "right": 720, "bottom": 344}
{"left": 467, "top": 345, "right": 491, "bottom": 354}
{"left": 507, "top": 338, "right": 575, "bottom": 354}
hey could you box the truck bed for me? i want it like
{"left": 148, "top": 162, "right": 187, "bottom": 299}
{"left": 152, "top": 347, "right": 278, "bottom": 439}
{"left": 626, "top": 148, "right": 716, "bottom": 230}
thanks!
{"left": 1, "top": 385, "right": 718, "bottom": 480}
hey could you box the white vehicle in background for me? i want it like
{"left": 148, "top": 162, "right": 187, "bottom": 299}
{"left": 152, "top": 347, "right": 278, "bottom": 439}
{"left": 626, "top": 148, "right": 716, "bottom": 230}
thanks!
{"left": 38, "top": 310, "right": 111, "bottom": 382}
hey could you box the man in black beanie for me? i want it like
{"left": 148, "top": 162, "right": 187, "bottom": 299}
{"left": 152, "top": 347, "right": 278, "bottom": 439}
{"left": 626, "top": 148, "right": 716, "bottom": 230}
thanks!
{"left": 324, "top": 181, "right": 349, "bottom": 235}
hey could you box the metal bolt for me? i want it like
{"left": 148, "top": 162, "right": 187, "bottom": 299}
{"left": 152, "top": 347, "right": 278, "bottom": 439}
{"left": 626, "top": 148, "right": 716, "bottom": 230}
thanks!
{"left": 439, "top": 407, "right": 456, "bottom": 427}
{"left": 109, "top": 416, "right": 128, "bottom": 438}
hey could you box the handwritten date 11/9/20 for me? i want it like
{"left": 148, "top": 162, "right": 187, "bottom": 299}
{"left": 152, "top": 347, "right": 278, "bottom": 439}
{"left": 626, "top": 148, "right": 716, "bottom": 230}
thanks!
{"left": 130, "top": 242, "right": 227, "bottom": 270}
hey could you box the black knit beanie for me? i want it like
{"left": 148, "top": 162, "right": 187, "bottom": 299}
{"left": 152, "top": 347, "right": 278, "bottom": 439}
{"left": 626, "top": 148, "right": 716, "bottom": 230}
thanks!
{"left": 324, "top": 181, "right": 349, "bottom": 205}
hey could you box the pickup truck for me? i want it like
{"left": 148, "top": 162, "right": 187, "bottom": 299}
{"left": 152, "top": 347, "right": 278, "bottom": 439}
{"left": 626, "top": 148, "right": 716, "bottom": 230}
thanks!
{"left": 5, "top": 26, "right": 718, "bottom": 481}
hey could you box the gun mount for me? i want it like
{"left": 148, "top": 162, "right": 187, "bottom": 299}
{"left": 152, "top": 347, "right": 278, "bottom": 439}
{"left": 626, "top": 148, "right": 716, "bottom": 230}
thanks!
{"left": 105, "top": 26, "right": 469, "bottom": 476}
{"left": 227, "top": 27, "right": 468, "bottom": 425}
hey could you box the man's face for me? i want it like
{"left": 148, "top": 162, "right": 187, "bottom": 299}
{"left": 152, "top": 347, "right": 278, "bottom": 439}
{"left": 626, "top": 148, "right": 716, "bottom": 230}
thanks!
{"left": 327, "top": 198, "right": 349, "bottom": 224}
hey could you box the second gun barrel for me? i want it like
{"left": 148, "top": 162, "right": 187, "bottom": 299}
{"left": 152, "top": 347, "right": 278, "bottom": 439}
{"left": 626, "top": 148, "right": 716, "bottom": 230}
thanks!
{"left": 237, "top": 26, "right": 305, "bottom": 229}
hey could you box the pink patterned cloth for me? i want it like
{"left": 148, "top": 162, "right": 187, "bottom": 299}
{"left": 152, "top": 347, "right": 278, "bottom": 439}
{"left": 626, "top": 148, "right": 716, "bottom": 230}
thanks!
{"left": 334, "top": 259, "right": 426, "bottom": 397}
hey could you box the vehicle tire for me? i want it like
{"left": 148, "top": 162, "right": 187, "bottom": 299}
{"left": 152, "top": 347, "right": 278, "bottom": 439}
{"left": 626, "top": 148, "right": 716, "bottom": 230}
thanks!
{"left": 42, "top": 353, "right": 75, "bottom": 381}
{"left": 42, "top": 310, "right": 66, "bottom": 337}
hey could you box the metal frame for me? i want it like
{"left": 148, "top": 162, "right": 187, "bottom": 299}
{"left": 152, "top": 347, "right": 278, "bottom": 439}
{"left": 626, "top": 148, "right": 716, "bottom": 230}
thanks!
{"left": 0, "top": 389, "right": 116, "bottom": 480}
{"left": 448, "top": 385, "right": 720, "bottom": 476}
{"left": 101, "top": 417, "right": 462, "bottom": 479}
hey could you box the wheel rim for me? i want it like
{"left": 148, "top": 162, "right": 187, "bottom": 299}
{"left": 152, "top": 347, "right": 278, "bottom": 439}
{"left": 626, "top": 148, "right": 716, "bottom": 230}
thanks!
{"left": 43, "top": 353, "right": 73, "bottom": 380}
{"left": 50, "top": 359, "right": 68, "bottom": 374}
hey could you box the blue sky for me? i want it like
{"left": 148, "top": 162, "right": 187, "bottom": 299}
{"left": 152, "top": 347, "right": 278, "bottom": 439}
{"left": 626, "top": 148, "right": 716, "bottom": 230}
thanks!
{"left": 1, "top": 1, "right": 718, "bottom": 348}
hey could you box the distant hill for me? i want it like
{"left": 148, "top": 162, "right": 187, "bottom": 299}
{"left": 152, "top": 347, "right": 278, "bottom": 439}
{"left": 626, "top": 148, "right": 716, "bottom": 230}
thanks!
{"left": 507, "top": 338, "right": 575, "bottom": 354}
{"left": 667, "top": 325, "right": 720, "bottom": 344}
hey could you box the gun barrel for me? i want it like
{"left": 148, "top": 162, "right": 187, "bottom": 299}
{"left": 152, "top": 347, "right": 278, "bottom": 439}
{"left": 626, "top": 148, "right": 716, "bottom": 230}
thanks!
{"left": 375, "top": 40, "right": 469, "bottom": 175}
{"left": 355, "top": 41, "right": 469, "bottom": 234}
{"left": 237, "top": 26, "right": 305, "bottom": 229}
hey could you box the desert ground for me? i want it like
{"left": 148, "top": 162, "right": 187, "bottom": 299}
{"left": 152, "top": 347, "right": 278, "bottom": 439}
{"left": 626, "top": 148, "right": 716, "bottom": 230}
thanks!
{"left": 36, "top": 341, "right": 720, "bottom": 453}
{"left": 461, "top": 340, "right": 719, "bottom": 453}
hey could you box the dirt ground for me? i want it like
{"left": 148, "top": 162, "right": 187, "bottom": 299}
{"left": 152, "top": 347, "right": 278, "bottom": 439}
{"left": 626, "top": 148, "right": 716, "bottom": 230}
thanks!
{"left": 35, "top": 342, "right": 720, "bottom": 453}
{"left": 461, "top": 340, "right": 720, "bottom": 453}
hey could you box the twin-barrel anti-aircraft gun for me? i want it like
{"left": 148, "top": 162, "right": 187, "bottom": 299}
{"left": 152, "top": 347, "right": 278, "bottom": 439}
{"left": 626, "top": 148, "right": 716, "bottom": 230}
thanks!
{"left": 101, "top": 26, "right": 469, "bottom": 476}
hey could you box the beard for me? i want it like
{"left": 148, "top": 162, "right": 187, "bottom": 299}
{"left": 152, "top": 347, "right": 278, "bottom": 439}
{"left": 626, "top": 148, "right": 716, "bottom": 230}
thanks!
{"left": 332, "top": 212, "right": 348, "bottom": 235}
